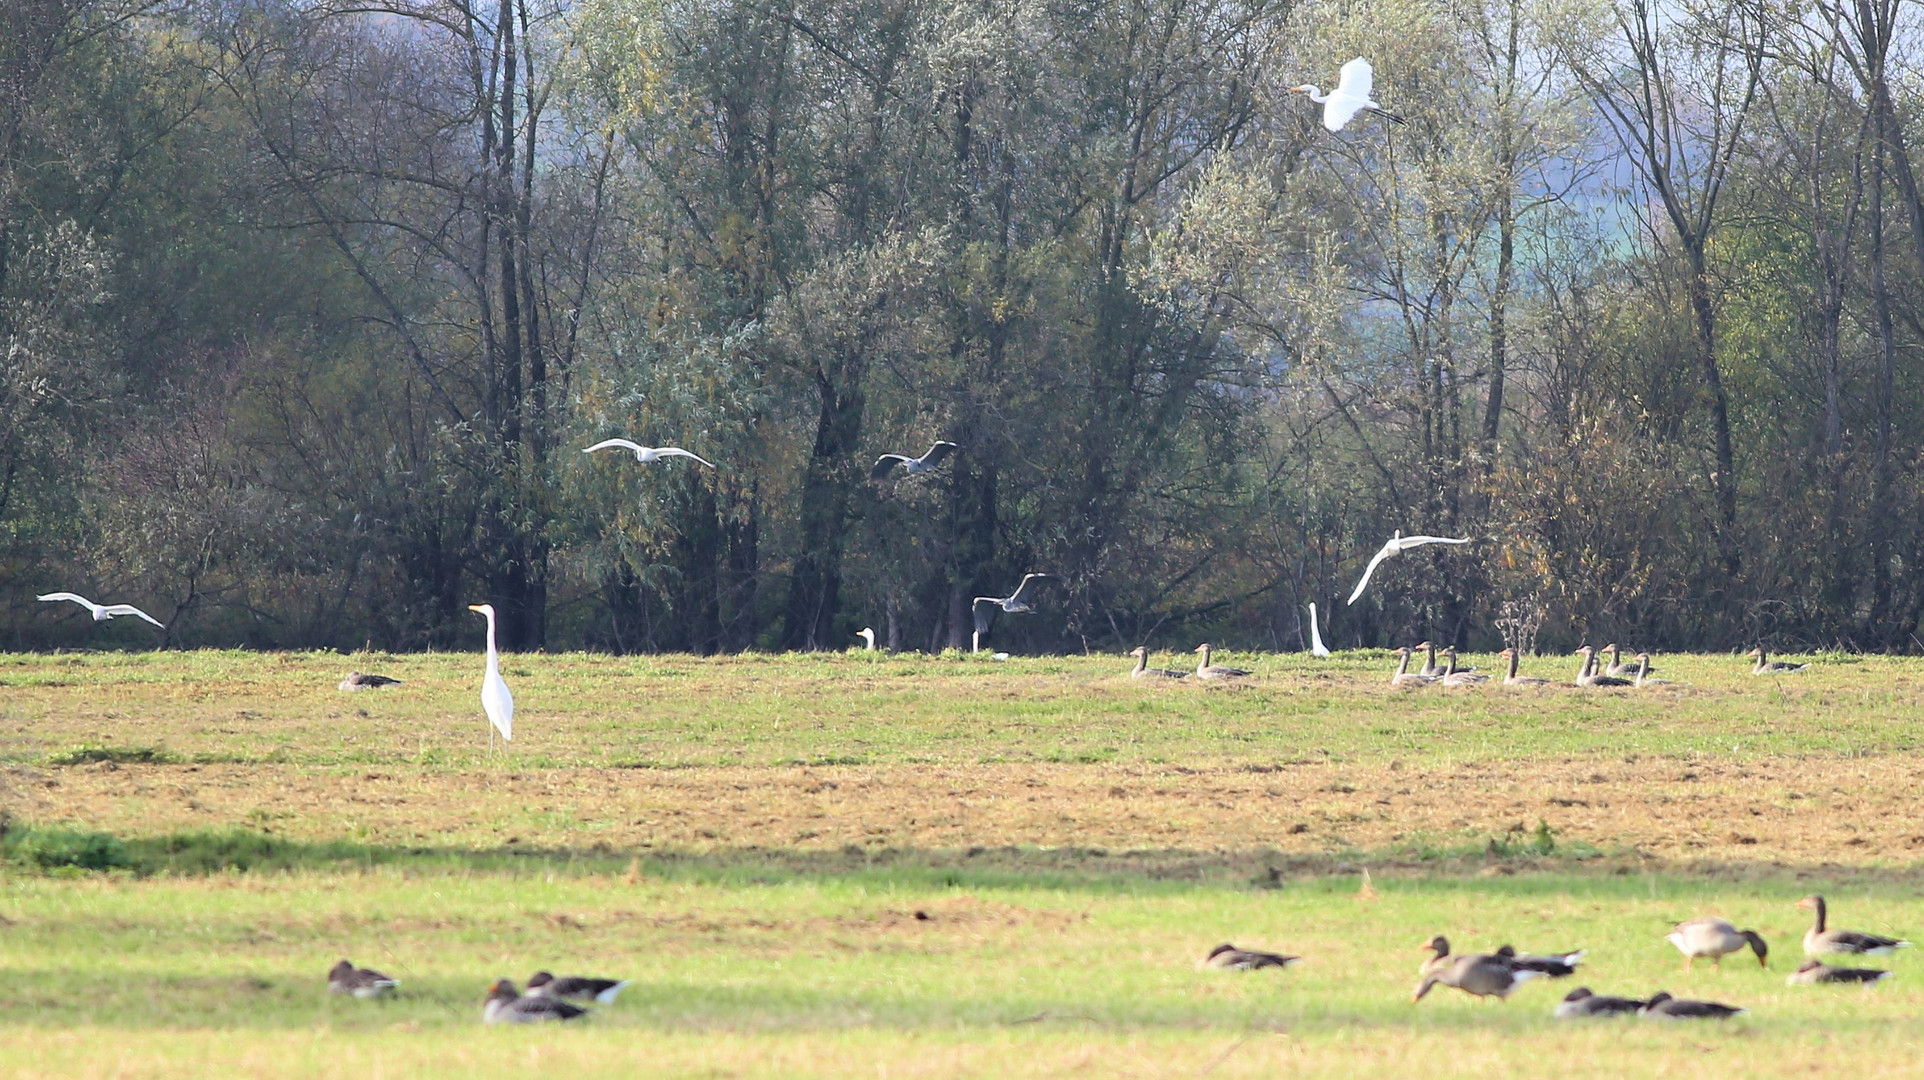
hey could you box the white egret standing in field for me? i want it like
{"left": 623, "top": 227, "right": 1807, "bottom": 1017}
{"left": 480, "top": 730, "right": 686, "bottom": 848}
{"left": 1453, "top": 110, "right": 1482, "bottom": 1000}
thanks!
{"left": 468, "top": 603, "right": 513, "bottom": 747}
{"left": 1290, "top": 58, "right": 1405, "bottom": 132}
{"left": 36, "top": 591, "right": 165, "bottom": 627}
{"left": 855, "top": 627, "right": 877, "bottom": 651}
{"left": 582, "top": 438, "right": 715, "bottom": 468}
{"left": 1306, "top": 601, "right": 1331, "bottom": 658}
{"left": 1346, "top": 531, "right": 1473, "bottom": 605}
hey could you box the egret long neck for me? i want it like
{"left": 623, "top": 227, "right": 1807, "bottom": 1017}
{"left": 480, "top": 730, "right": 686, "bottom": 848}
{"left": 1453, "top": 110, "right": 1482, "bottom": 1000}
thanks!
{"left": 483, "top": 611, "right": 501, "bottom": 674}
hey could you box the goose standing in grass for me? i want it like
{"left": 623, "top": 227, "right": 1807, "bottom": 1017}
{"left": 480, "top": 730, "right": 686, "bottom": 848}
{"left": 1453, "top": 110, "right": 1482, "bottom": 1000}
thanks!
{"left": 1573, "top": 646, "right": 1632, "bottom": 688}
{"left": 871, "top": 440, "right": 959, "bottom": 479}
{"left": 1554, "top": 987, "right": 1646, "bottom": 1017}
{"left": 855, "top": 627, "right": 876, "bottom": 652}
{"left": 582, "top": 438, "right": 714, "bottom": 468}
{"left": 1418, "top": 935, "right": 1454, "bottom": 976}
{"left": 1199, "top": 944, "right": 1299, "bottom": 970}
{"left": 526, "top": 971, "right": 631, "bottom": 1004}
{"left": 1498, "top": 648, "right": 1549, "bottom": 687}
{"left": 1413, "top": 950, "right": 1542, "bottom": 1002}
{"left": 1798, "top": 895, "right": 1911, "bottom": 957}
{"left": 483, "top": 979, "right": 588, "bottom": 1023}
{"left": 1440, "top": 648, "right": 1488, "bottom": 686}
{"left": 328, "top": 960, "right": 398, "bottom": 999}
{"left": 1128, "top": 646, "right": 1188, "bottom": 680}
{"left": 1747, "top": 646, "right": 1808, "bottom": 674}
{"left": 1345, "top": 530, "right": 1472, "bottom": 605}
{"left": 1389, "top": 647, "right": 1435, "bottom": 686}
{"left": 35, "top": 591, "right": 164, "bottom": 628}
{"left": 1787, "top": 960, "right": 1890, "bottom": 986}
{"left": 1306, "top": 602, "right": 1331, "bottom": 658}
{"left": 1639, "top": 991, "right": 1745, "bottom": 1019}
{"left": 1192, "top": 644, "right": 1250, "bottom": 681}
{"left": 1289, "top": 58, "right": 1406, "bottom": 132}
{"left": 337, "top": 671, "right": 402, "bottom": 692}
{"left": 970, "top": 574, "right": 1058, "bottom": 653}
{"left": 1666, "top": 918, "right": 1769, "bottom": 972}
{"left": 469, "top": 603, "right": 514, "bottom": 746}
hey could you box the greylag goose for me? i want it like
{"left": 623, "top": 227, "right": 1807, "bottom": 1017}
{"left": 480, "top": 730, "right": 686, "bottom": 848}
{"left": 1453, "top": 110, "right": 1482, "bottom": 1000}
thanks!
{"left": 1440, "top": 648, "right": 1489, "bottom": 686}
{"left": 971, "top": 574, "right": 1058, "bottom": 652}
{"left": 526, "top": 971, "right": 631, "bottom": 1004}
{"left": 1630, "top": 654, "right": 1670, "bottom": 687}
{"left": 328, "top": 959, "right": 398, "bottom": 999}
{"left": 483, "top": 979, "right": 589, "bottom": 1023}
{"left": 1666, "top": 918, "right": 1768, "bottom": 971}
{"left": 1307, "top": 602, "right": 1331, "bottom": 658}
{"left": 1199, "top": 943, "right": 1300, "bottom": 970}
{"left": 36, "top": 591, "right": 165, "bottom": 628}
{"left": 1602, "top": 644, "right": 1652, "bottom": 678}
{"left": 1799, "top": 895, "right": 1910, "bottom": 956}
{"left": 1416, "top": 640, "right": 1445, "bottom": 678}
{"left": 582, "top": 438, "right": 714, "bottom": 467}
{"left": 1747, "top": 646, "right": 1808, "bottom": 674}
{"left": 1499, "top": 648, "right": 1550, "bottom": 687}
{"left": 338, "top": 672, "right": 402, "bottom": 692}
{"left": 1193, "top": 644, "right": 1251, "bottom": 680}
{"left": 1129, "top": 646, "right": 1188, "bottom": 679}
{"left": 1413, "top": 950, "right": 1543, "bottom": 1002}
{"left": 1786, "top": 960, "right": 1890, "bottom": 986}
{"left": 1639, "top": 990, "right": 1745, "bottom": 1019}
{"left": 871, "top": 440, "right": 958, "bottom": 480}
{"left": 1495, "top": 945, "right": 1585, "bottom": 977}
{"left": 1389, "top": 647, "right": 1436, "bottom": 686}
{"left": 1573, "top": 646, "right": 1632, "bottom": 688}
{"left": 1554, "top": 986, "right": 1646, "bottom": 1017}
{"left": 1347, "top": 530, "right": 1472, "bottom": 605}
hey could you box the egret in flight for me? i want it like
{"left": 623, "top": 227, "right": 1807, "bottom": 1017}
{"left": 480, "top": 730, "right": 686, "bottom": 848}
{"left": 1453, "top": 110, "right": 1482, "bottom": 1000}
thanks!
{"left": 1346, "top": 530, "right": 1472, "bottom": 604}
{"left": 872, "top": 440, "right": 959, "bottom": 480}
{"left": 971, "top": 573, "right": 1058, "bottom": 653}
{"left": 36, "top": 592, "right": 164, "bottom": 628}
{"left": 469, "top": 603, "right": 514, "bottom": 747}
{"left": 582, "top": 438, "right": 714, "bottom": 468}
{"left": 1290, "top": 58, "right": 1405, "bottom": 132}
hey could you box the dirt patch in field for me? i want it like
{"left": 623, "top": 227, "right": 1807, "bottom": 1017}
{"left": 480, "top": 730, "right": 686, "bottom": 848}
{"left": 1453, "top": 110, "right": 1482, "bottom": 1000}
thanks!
{"left": 8, "top": 756, "right": 1924, "bottom": 867}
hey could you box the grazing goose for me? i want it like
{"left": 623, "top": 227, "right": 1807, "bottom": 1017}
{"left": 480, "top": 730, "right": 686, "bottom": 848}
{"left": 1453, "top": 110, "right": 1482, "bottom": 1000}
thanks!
{"left": 1666, "top": 918, "right": 1769, "bottom": 972}
{"left": 970, "top": 574, "right": 1059, "bottom": 652}
{"left": 1602, "top": 644, "right": 1651, "bottom": 679}
{"left": 1193, "top": 644, "right": 1251, "bottom": 681}
{"left": 1440, "top": 648, "right": 1489, "bottom": 686}
{"left": 526, "top": 971, "right": 631, "bottom": 1004}
{"left": 1640, "top": 991, "right": 1745, "bottom": 1019}
{"left": 1799, "top": 895, "right": 1911, "bottom": 956}
{"left": 1573, "top": 646, "right": 1632, "bottom": 688}
{"left": 1495, "top": 945, "right": 1585, "bottom": 977}
{"left": 1413, "top": 950, "right": 1542, "bottom": 1002}
{"left": 1306, "top": 602, "right": 1331, "bottom": 658}
{"left": 1128, "top": 646, "right": 1188, "bottom": 680}
{"left": 1554, "top": 986, "right": 1646, "bottom": 1018}
{"left": 1498, "top": 648, "right": 1550, "bottom": 687}
{"left": 1346, "top": 530, "right": 1472, "bottom": 605}
{"left": 582, "top": 438, "right": 714, "bottom": 468}
{"left": 1389, "top": 647, "right": 1436, "bottom": 686}
{"left": 1199, "top": 943, "right": 1300, "bottom": 971}
{"left": 871, "top": 440, "right": 959, "bottom": 480}
{"left": 36, "top": 591, "right": 165, "bottom": 628}
{"left": 483, "top": 979, "right": 589, "bottom": 1023}
{"left": 337, "top": 671, "right": 402, "bottom": 692}
{"left": 1747, "top": 646, "right": 1808, "bottom": 674}
{"left": 328, "top": 959, "right": 398, "bottom": 999}
{"left": 1787, "top": 960, "right": 1890, "bottom": 986}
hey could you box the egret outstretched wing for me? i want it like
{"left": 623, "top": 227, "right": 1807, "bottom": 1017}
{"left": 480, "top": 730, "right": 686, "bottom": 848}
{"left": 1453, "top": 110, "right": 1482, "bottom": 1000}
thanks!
{"left": 1006, "top": 573, "right": 1058, "bottom": 607}
{"left": 583, "top": 438, "right": 646, "bottom": 456}
{"left": 919, "top": 441, "right": 959, "bottom": 467}
{"left": 99, "top": 604, "right": 164, "bottom": 627}
{"left": 37, "top": 592, "right": 97, "bottom": 610}
{"left": 871, "top": 454, "right": 913, "bottom": 479}
{"left": 652, "top": 447, "right": 716, "bottom": 468}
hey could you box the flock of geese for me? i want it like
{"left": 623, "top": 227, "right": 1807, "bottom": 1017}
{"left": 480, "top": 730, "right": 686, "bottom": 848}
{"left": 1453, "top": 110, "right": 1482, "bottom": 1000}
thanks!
{"left": 328, "top": 960, "right": 629, "bottom": 1023}
{"left": 1212, "top": 894, "right": 1907, "bottom": 1021}
{"left": 1121, "top": 639, "right": 1808, "bottom": 686}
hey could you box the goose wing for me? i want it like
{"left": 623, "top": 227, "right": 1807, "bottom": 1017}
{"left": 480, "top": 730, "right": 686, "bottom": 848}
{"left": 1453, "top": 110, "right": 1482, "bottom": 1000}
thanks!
{"left": 583, "top": 438, "right": 645, "bottom": 456}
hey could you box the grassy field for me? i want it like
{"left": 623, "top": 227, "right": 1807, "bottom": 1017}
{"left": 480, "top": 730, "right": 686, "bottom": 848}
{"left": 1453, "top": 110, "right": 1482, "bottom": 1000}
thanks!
{"left": 4, "top": 647, "right": 1924, "bottom": 1077}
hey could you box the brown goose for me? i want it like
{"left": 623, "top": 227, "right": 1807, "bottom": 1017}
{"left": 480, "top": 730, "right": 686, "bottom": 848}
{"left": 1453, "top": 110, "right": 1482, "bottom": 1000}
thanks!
{"left": 1193, "top": 644, "right": 1251, "bottom": 681}
{"left": 1416, "top": 640, "right": 1446, "bottom": 678}
{"left": 483, "top": 979, "right": 589, "bottom": 1024}
{"left": 526, "top": 971, "right": 631, "bottom": 1004}
{"left": 1440, "top": 648, "right": 1489, "bottom": 686}
{"left": 1630, "top": 654, "right": 1671, "bottom": 687}
{"left": 1498, "top": 648, "right": 1550, "bottom": 687}
{"left": 1665, "top": 918, "right": 1769, "bottom": 972}
{"left": 338, "top": 672, "right": 403, "bottom": 692}
{"left": 1129, "top": 646, "right": 1188, "bottom": 680}
{"left": 1389, "top": 647, "right": 1437, "bottom": 686}
{"left": 327, "top": 959, "right": 398, "bottom": 999}
{"left": 1573, "top": 646, "right": 1632, "bottom": 688}
{"left": 1786, "top": 959, "right": 1890, "bottom": 986}
{"left": 1799, "top": 895, "right": 1911, "bottom": 957}
{"left": 1412, "top": 950, "right": 1543, "bottom": 1002}
{"left": 1554, "top": 986, "right": 1646, "bottom": 1017}
{"left": 1199, "top": 943, "right": 1300, "bottom": 970}
{"left": 1747, "top": 646, "right": 1808, "bottom": 674}
{"left": 1639, "top": 990, "right": 1745, "bottom": 1019}
{"left": 1601, "top": 644, "right": 1652, "bottom": 679}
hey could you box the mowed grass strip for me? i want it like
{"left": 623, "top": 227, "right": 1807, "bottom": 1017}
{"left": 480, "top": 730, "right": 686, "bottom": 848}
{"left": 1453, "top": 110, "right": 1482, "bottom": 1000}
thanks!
{"left": 1, "top": 649, "right": 1917, "bottom": 768}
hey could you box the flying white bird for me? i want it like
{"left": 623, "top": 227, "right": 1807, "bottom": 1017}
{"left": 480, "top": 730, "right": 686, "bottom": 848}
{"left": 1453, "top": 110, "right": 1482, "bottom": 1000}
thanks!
{"left": 1346, "top": 530, "right": 1473, "bottom": 605}
{"left": 971, "top": 573, "right": 1058, "bottom": 653}
{"left": 582, "top": 438, "right": 715, "bottom": 468}
{"left": 872, "top": 440, "right": 959, "bottom": 480}
{"left": 36, "top": 592, "right": 164, "bottom": 628}
{"left": 1290, "top": 58, "right": 1405, "bottom": 132}
{"left": 1307, "top": 601, "right": 1331, "bottom": 658}
{"left": 468, "top": 603, "right": 514, "bottom": 746}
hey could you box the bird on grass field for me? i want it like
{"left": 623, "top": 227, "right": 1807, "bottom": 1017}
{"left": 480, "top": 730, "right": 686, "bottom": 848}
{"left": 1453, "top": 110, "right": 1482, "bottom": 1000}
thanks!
{"left": 1306, "top": 601, "right": 1331, "bottom": 658}
{"left": 469, "top": 603, "right": 514, "bottom": 747}
{"left": 1290, "top": 58, "right": 1406, "bottom": 132}
{"left": 855, "top": 627, "right": 877, "bottom": 652}
{"left": 1199, "top": 944, "right": 1299, "bottom": 971}
{"left": 1640, "top": 991, "right": 1746, "bottom": 1019}
{"left": 1413, "top": 948, "right": 1543, "bottom": 1003}
{"left": 1666, "top": 917, "right": 1769, "bottom": 972}
{"left": 1748, "top": 646, "right": 1808, "bottom": 674}
{"left": 483, "top": 979, "right": 588, "bottom": 1023}
{"left": 526, "top": 971, "right": 631, "bottom": 1004}
{"left": 328, "top": 959, "right": 398, "bottom": 999}
{"left": 337, "top": 671, "right": 402, "bottom": 692}
{"left": 582, "top": 438, "right": 714, "bottom": 468}
{"left": 1192, "top": 643, "right": 1251, "bottom": 681}
{"left": 1787, "top": 960, "right": 1890, "bottom": 986}
{"left": 1798, "top": 895, "right": 1910, "bottom": 957}
{"left": 36, "top": 591, "right": 164, "bottom": 628}
{"left": 1128, "top": 646, "right": 1188, "bottom": 679}
{"left": 1554, "top": 987, "right": 1646, "bottom": 1018}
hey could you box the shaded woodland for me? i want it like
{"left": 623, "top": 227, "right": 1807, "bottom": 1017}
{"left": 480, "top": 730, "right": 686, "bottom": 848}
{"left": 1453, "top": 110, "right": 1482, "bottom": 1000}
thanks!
{"left": 4, "top": 0, "right": 1923, "bottom": 653}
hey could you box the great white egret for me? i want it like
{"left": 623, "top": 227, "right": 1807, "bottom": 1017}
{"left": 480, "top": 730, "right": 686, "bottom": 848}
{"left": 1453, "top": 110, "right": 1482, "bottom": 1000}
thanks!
{"left": 337, "top": 671, "right": 402, "bottom": 691}
{"left": 36, "top": 591, "right": 164, "bottom": 627}
{"left": 483, "top": 980, "right": 587, "bottom": 1024}
{"left": 872, "top": 440, "right": 959, "bottom": 480}
{"left": 468, "top": 603, "right": 514, "bottom": 745}
{"left": 526, "top": 972, "right": 631, "bottom": 1004}
{"left": 1345, "top": 530, "right": 1473, "bottom": 604}
{"left": 1290, "top": 58, "right": 1405, "bottom": 132}
{"left": 970, "top": 573, "right": 1058, "bottom": 652}
{"left": 328, "top": 960, "right": 399, "bottom": 999}
{"left": 855, "top": 627, "right": 876, "bottom": 651}
{"left": 582, "top": 438, "right": 715, "bottom": 468}
{"left": 1306, "top": 601, "right": 1330, "bottom": 657}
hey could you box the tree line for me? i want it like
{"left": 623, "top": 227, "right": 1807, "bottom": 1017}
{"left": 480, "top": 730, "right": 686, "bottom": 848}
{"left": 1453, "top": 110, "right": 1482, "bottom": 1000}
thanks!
{"left": 2, "top": 0, "right": 1921, "bottom": 654}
